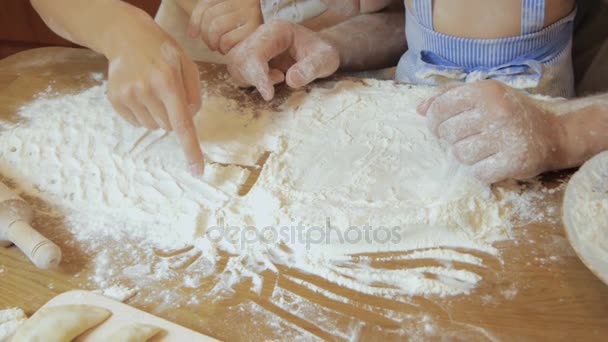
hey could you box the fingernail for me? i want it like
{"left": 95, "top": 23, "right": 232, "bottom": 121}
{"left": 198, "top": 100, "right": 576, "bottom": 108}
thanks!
{"left": 259, "top": 86, "right": 272, "bottom": 101}
{"left": 291, "top": 69, "right": 305, "bottom": 87}
{"left": 189, "top": 104, "right": 199, "bottom": 116}
{"left": 187, "top": 26, "right": 197, "bottom": 38}
{"left": 190, "top": 161, "right": 204, "bottom": 176}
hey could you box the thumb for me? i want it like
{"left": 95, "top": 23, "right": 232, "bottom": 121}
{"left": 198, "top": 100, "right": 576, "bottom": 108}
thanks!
{"left": 416, "top": 84, "right": 461, "bottom": 116}
{"left": 286, "top": 50, "right": 339, "bottom": 88}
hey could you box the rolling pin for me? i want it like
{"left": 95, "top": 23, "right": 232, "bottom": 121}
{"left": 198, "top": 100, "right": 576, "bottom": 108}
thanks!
{"left": 0, "top": 182, "right": 61, "bottom": 269}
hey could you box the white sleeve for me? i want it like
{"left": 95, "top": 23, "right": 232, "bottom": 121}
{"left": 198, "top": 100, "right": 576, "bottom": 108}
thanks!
{"left": 260, "top": 0, "right": 328, "bottom": 23}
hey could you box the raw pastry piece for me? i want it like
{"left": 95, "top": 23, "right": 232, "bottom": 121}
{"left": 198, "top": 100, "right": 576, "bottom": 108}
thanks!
{"left": 92, "top": 323, "right": 163, "bottom": 342}
{"left": 11, "top": 305, "right": 111, "bottom": 342}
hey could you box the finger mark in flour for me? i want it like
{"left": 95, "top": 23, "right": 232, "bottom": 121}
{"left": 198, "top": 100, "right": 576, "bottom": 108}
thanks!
{"left": 246, "top": 300, "right": 333, "bottom": 341}
{"left": 154, "top": 245, "right": 195, "bottom": 257}
{"left": 280, "top": 266, "right": 454, "bottom": 322}
{"left": 167, "top": 248, "right": 203, "bottom": 270}
{"left": 270, "top": 287, "right": 365, "bottom": 341}
{"left": 277, "top": 276, "right": 403, "bottom": 328}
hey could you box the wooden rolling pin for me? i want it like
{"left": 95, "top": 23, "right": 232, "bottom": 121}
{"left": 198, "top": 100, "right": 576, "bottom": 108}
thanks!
{"left": 0, "top": 182, "right": 61, "bottom": 269}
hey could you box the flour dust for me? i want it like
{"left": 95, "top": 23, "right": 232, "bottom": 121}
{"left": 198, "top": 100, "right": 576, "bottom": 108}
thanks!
{"left": 0, "top": 76, "right": 561, "bottom": 339}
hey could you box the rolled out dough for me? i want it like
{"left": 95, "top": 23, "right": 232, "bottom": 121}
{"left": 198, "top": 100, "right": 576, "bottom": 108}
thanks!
{"left": 11, "top": 304, "right": 111, "bottom": 342}
{"left": 90, "top": 323, "right": 162, "bottom": 342}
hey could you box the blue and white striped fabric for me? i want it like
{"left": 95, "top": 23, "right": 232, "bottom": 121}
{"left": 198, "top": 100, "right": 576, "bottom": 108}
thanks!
{"left": 395, "top": 0, "right": 577, "bottom": 98}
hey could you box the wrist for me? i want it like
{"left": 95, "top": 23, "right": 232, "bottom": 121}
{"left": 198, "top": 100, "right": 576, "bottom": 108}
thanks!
{"left": 101, "top": 5, "right": 156, "bottom": 60}
{"left": 546, "top": 110, "right": 571, "bottom": 171}
{"left": 317, "top": 29, "right": 343, "bottom": 68}
{"left": 546, "top": 100, "right": 606, "bottom": 171}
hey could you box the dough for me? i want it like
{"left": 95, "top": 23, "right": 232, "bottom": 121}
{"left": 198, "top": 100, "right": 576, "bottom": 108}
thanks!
{"left": 11, "top": 305, "right": 111, "bottom": 342}
{"left": 563, "top": 151, "right": 608, "bottom": 284}
{"left": 91, "top": 323, "right": 162, "bottom": 342}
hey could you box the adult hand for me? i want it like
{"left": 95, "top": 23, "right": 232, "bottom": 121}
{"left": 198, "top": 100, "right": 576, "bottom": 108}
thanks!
{"left": 417, "top": 80, "right": 564, "bottom": 184}
{"left": 226, "top": 20, "right": 340, "bottom": 101}
{"left": 106, "top": 12, "right": 204, "bottom": 175}
{"left": 187, "top": 0, "right": 263, "bottom": 54}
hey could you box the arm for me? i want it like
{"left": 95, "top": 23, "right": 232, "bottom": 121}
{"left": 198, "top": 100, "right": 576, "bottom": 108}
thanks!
{"left": 30, "top": 0, "right": 134, "bottom": 54}
{"left": 319, "top": 10, "right": 405, "bottom": 71}
{"left": 183, "top": 0, "right": 399, "bottom": 55}
{"left": 31, "top": 0, "right": 205, "bottom": 175}
{"left": 552, "top": 95, "right": 608, "bottom": 169}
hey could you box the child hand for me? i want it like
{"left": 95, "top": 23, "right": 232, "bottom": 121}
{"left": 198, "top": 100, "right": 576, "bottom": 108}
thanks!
{"left": 187, "top": 0, "right": 263, "bottom": 55}
{"left": 226, "top": 20, "right": 339, "bottom": 101}
{"left": 106, "top": 11, "right": 204, "bottom": 175}
{"left": 417, "top": 80, "right": 563, "bottom": 184}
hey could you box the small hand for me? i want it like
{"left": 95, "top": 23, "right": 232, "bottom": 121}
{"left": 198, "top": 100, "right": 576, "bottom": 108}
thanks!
{"left": 417, "top": 80, "right": 563, "bottom": 184}
{"left": 187, "top": 0, "right": 263, "bottom": 54}
{"left": 106, "top": 14, "right": 204, "bottom": 175}
{"left": 226, "top": 20, "right": 340, "bottom": 101}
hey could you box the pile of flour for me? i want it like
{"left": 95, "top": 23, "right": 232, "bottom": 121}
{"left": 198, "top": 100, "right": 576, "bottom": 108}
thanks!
{"left": 0, "top": 77, "right": 552, "bottom": 304}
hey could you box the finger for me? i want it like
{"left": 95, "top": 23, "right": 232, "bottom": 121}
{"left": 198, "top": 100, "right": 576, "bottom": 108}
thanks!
{"left": 416, "top": 84, "right": 461, "bottom": 116}
{"left": 226, "top": 22, "right": 294, "bottom": 98}
{"left": 201, "top": 1, "right": 238, "bottom": 51}
{"left": 219, "top": 21, "right": 257, "bottom": 54}
{"left": 269, "top": 69, "right": 285, "bottom": 84}
{"left": 470, "top": 154, "right": 510, "bottom": 185}
{"left": 159, "top": 70, "right": 205, "bottom": 175}
{"left": 452, "top": 132, "right": 499, "bottom": 165}
{"left": 129, "top": 100, "right": 160, "bottom": 130}
{"left": 425, "top": 87, "right": 478, "bottom": 137}
{"left": 242, "top": 60, "right": 275, "bottom": 100}
{"left": 181, "top": 56, "right": 202, "bottom": 116}
{"left": 110, "top": 100, "right": 139, "bottom": 127}
{"left": 269, "top": 52, "right": 296, "bottom": 73}
{"left": 188, "top": 0, "right": 223, "bottom": 38}
{"left": 285, "top": 49, "right": 339, "bottom": 88}
{"left": 206, "top": 12, "right": 241, "bottom": 52}
{"left": 437, "top": 109, "right": 485, "bottom": 144}
{"left": 143, "top": 91, "right": 171, "bottom": 130}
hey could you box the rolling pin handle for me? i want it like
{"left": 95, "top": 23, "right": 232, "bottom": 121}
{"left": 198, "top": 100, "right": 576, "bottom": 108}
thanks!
{"left": 8, "top": 220, "right": 62, "bottom": 269}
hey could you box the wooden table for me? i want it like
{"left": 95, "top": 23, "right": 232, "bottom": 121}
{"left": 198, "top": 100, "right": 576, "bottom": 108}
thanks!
{"left": 0, "top": 47, "right": 607, "bottom": 341}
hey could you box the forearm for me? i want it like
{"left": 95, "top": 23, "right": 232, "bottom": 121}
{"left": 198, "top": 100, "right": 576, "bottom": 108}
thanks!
{"left": 553, "top": 95, "right": 608, "bottom": 169}
{"left": 30, "top": 0, "right": 150, "bottom": 57}
{"left": 319, "top": 11, "right": 405, "bottom": 71}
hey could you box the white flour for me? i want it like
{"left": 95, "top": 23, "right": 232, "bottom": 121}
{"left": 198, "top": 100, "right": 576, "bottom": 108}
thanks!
{"left": 0, "top": 77, "right": 557, "bottom": 339}
{"left": 0, "top": 307, "right": 26, "bottom": 342}
{"left": 93, "top": 285, "right": 139, "bottom": 302}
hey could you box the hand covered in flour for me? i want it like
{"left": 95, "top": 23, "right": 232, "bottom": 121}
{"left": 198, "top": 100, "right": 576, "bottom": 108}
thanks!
{"left": 106, "top": 13, "right": 204, "bottom": 175}
{"left": 187, "top": 0, "right": 263, "bottom": 54}
{"left": 226, "top": 20, "right": 339, "bottom": 100}
{"left": 417, "top": 80, "right": 563, "bottom": 184}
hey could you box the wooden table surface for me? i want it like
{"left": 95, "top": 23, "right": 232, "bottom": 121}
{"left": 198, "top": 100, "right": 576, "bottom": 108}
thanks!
{"left": 0, "top": 47, "right": 607, "bottom": 341}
